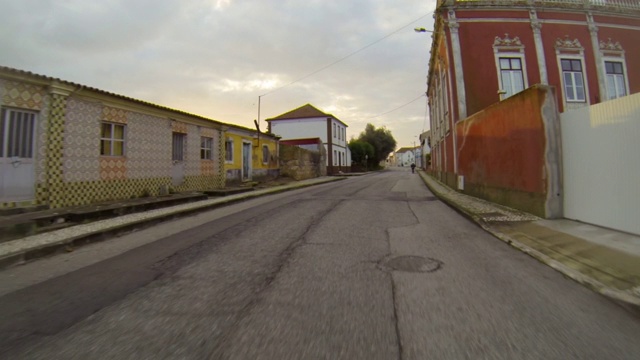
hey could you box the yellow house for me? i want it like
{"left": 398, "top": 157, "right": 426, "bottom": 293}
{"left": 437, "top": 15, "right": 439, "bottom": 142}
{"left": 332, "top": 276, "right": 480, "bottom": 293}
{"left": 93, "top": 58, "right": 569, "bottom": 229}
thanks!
{"left": 224, "top": 125, "right": 279, "bottom": 184}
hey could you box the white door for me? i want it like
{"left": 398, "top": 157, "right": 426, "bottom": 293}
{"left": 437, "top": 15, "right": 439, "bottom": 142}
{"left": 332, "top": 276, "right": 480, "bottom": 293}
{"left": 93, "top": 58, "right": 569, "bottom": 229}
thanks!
{"left": 242, "top": 142, "right": 251, "bottom": 181}
{"left": 171, "top": 133, "right": 185, "bottom": 186}
{"left": 0, "top": 108, "right": 36, "bottom": 201}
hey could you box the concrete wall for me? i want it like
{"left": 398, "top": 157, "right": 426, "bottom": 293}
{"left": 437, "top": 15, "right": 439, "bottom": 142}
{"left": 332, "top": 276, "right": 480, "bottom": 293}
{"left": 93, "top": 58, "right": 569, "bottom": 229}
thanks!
{"left": 279, "top": 144, "right": 326, "bottom": 180}
{"left": 561, "top": 92, "right": 640, "bottom": 235}
{"left": 455, "top": 85, "right": 562, "bottom": 218}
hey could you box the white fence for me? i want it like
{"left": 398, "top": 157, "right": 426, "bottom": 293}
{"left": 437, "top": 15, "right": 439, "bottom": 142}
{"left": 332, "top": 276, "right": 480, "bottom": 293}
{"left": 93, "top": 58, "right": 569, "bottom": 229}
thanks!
{"left": 561, "top": 93, "right": 640, "bottom": 235}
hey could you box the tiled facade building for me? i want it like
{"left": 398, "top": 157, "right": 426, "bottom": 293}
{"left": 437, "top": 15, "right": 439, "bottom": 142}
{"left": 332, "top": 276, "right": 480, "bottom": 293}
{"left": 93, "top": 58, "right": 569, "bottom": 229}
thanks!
{"left": 0, "top": 66, "right": 275, "bottom": 209}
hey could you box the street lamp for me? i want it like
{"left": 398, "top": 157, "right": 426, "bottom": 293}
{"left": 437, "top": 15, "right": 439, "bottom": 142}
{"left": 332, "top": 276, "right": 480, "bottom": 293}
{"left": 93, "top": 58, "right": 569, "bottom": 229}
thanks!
{"left": 414, "top": 27, "right": 433, "bottom": 33}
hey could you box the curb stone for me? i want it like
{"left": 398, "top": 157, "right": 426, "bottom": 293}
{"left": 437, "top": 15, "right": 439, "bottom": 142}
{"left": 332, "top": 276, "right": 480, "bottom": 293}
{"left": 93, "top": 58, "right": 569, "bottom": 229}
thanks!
{"left": 417, "top": 171, "right": 640, "bottom": 308}
{"left": 0, "top": 177, "right": 346, "bottom": 270}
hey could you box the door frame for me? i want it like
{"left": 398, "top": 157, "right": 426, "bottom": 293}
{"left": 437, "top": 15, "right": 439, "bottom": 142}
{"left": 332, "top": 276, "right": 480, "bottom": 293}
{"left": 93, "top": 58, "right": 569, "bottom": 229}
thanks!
{"left": 0, "top": 107, "right": 38, "bottom": 202}
{"left": 241, "top": 140, "right": 252, "bottom": 181}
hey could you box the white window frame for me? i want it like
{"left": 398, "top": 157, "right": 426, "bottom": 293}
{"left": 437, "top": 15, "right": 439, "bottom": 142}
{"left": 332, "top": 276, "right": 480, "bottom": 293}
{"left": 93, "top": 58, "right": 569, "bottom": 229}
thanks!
{"left": 225, "top": 137, "right": 234, "bottom": 163}
{"left": 559, "top": 57, "right": 587, "bottom": 103}
{"left": 333, "top": 123, "right": 336, "bottom": 138}
{"left": 200, "top": 136, "right": 213, "bottom": 160}
{"left": 100, "top": 122, "right": 126, "bottom": 157}
{"left": 556, "top": 54, "right": 590, "bottom": 110}
{"left": 495, "top": 53, "right": 528, "bottom": 99}
{"left": 602, "top": 57, "right": 629, "bottom": 101}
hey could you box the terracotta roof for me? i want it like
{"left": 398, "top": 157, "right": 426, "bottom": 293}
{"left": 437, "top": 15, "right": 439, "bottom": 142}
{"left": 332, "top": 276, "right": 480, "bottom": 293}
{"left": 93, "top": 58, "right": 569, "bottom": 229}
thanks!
{"left": 266, "top": 103, "right": 348, "bottom": 127}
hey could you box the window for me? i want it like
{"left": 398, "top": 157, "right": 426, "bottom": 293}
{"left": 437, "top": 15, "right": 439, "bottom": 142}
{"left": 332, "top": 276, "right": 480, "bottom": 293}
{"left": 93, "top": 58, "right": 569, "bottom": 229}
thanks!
{"left": 561, "top": 59, "right": 586, "bottom": 102}
{"left": 225, "top": 138, "right": 233, "bottom": 163}
{"left": 262, "top": 145, "right": 269, "bottom": 164}
{"left": 100, "top": 122, "right": 125, "bottom": 156}
{"left": 334, "top": 150, "right": 337, "bottom": 165}
{"left": 605, "top": 61, "right": 627, "bottom": 100}
{"left": 0, "top": 108, "right": 36, "bottom": 158}
{"left": 200, "top": 136, "right": 213, "bottom": 160}
{"left": 333, "top": 123, "right": 336, "bottom": 138}
{"left": 499, "top": 57, "right": 525, "bottom": 98}
{"left": 172, "top": 133, "right": 185, "bottom": 161}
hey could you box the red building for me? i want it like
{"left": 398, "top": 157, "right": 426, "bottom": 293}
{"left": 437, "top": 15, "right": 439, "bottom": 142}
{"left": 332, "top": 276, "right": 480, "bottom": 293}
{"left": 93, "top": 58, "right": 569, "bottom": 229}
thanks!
{"left": 428, "top": 0, "right": 640, "bottom": 187}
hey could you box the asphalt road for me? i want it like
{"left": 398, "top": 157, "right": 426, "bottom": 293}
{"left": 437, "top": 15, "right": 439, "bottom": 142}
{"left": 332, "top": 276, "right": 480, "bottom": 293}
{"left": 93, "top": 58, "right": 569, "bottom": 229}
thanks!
{"left": 1, "top": 168, "right": 639, "bottom": 359}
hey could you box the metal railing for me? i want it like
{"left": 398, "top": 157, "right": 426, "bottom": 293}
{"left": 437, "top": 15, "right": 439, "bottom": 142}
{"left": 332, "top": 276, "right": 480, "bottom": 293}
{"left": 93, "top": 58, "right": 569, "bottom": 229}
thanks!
{"left": 441, "top": 0, "right": 640, "bottom": 10}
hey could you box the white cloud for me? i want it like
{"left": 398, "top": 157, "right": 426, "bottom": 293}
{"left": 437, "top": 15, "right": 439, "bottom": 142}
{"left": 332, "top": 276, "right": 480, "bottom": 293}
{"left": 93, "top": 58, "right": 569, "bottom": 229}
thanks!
{"left": 0, "top": 0, "right": 438, "bottom": 147}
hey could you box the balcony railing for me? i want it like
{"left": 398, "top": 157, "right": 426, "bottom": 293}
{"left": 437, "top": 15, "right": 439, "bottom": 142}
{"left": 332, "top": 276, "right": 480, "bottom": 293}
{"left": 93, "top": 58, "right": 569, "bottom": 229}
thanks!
{"left": 440, "top": 0, "right": 640, "bottom": 11}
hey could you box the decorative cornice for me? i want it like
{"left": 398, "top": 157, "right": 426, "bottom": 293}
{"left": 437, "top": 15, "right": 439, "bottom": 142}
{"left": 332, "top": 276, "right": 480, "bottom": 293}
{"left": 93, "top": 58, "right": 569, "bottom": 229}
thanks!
{"left": 530, "top": 9, "right": 542, "bottom": 31}
{"left": 493, "top": 33, "right": 522, "bottom": 47}
{"left": 555, "top": 36, "right": 583, "bottom": 50}
{"left": 447, "top": 9, "right": 459, "bottom": 30}
{"left": 599, "top": 38, "right": 623, "bottom": 51}
{"left": 531, "top": 21, "right": 542, "bottom": 31}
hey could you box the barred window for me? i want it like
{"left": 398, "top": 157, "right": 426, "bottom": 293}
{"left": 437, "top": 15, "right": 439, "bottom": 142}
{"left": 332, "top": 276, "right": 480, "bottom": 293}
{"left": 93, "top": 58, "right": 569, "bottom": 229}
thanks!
{"left": 0, "top": 108, "right": 36, "bottom": 158}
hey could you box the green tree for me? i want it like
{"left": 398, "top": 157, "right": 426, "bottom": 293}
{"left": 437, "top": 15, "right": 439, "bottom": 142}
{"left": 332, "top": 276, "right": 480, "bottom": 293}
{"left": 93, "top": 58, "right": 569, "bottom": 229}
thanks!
{"left": 357, "top": 123, "right": 397, "bottom": 167}
{"left": 348, "top": 139, "right": 375, "bottom": 167}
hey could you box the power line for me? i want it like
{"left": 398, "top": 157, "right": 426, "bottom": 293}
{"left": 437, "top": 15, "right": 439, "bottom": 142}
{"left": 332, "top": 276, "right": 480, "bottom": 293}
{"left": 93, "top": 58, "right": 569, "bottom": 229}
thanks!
{"left": 259, "top": 12, "right": 433, "bottom": 97}
{"left": 367, "top": 94, "right": 426, "bottom": 119}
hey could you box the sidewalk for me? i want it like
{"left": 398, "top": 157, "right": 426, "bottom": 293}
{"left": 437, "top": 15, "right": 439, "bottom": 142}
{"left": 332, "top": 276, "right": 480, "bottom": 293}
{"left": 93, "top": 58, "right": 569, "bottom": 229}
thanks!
{"left": 418, "top": 171, "right": 640, "bottom": 307}
{"left": 0, "top": 176, "right": 346, "bottom": 270}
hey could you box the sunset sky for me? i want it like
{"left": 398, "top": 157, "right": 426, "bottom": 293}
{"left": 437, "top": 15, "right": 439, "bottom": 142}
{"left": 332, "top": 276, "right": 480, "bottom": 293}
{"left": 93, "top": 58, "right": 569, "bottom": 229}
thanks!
{"left": 0, "top": 0, "right": 437, "bottom": 148}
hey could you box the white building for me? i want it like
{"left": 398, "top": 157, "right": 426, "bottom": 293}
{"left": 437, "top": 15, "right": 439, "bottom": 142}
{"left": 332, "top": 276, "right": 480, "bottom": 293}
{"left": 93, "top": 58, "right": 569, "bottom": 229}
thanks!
{"left": 266, "top": 104, "right": 351, "bottom": 174}
{"left": 395, "top": 147, "right": 416, "bottom": 167}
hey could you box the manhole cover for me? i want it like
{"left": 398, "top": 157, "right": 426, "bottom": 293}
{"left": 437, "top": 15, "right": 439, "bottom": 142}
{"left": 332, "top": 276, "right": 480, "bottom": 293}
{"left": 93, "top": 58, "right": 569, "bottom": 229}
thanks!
{"left": 380, "top": 255, "right": 442, "bottom": 273}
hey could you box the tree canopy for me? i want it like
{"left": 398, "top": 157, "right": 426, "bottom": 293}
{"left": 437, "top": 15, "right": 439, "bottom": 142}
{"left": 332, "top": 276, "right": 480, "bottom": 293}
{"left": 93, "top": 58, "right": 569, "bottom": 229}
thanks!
{"left": 348, "top": 139, "right": 375, "bottom": 166}
{"left": 356, "top": 123, "right": 397, "bottom": 166}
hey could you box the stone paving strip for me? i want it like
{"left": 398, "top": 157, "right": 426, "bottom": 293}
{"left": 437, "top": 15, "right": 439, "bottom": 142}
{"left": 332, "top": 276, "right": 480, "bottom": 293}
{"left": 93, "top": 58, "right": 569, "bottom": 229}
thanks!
{"left": 418, "top": 171, "right": 640, "bottom": 308}
{"left": 418, "top": 171, "right": 539, "bottom": 223}
{"left": 0, "top": 176, "right": 346, "bottom": 269}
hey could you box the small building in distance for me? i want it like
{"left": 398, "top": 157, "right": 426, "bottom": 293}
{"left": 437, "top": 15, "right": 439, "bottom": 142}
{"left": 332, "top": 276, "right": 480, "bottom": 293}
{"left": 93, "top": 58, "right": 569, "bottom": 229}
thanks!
{"left": 266, "top": 104, "right": 350, "bottom": 174}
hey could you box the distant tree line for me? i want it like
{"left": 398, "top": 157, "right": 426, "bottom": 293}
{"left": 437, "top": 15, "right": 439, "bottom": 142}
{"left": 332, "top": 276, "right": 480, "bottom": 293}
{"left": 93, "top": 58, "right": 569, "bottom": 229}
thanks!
{"left": 348, "top": 123, "right": 396, "bottom": 170}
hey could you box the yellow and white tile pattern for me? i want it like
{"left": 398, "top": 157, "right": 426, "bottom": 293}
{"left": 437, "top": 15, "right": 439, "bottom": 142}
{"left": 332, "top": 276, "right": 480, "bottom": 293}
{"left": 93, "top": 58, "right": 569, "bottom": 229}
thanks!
{"left": 0, "top": 74, "right": 227, "bottom": 209}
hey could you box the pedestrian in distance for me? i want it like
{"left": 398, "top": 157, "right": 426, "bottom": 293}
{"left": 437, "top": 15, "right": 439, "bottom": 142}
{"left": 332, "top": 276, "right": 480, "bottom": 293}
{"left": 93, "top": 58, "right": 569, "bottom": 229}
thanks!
{"left": 411, "top": 163, "right": 416, "bottom": 174}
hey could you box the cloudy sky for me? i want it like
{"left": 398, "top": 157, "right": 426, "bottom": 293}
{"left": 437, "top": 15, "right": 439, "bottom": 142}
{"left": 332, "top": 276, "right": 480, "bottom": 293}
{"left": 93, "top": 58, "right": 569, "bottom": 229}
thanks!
{"left": 0, "top": 0, "right": 437, "bottom": 148}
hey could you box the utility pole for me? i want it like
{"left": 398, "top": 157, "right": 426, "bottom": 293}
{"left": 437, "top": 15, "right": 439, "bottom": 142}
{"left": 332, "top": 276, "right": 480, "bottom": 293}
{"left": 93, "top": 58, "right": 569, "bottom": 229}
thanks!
{"left": 257, "top": 95, "right": 262, "bottom": 129}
